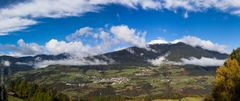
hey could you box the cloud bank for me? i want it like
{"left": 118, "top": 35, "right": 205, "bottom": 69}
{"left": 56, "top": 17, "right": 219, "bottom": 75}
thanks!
{"left": 149, "top": 56, "right": 226, "bottom": 67}
{"left": 34, "top": 58, "right": 108, "bottom": 68}
{"left": 179, "top": 57, "right": 226, "bottom": 66}
{"left": 1, "top": 61, "right": 11, "bottom": 67}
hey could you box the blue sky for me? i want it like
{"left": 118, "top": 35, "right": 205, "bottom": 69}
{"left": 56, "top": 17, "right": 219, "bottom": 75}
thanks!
{"left": 0, "top": 0, "right": 240, "bottom": 56}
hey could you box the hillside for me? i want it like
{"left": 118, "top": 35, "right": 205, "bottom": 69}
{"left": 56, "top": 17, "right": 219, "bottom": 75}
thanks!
{"left": 0, "top": 42, "right": 228, "bottom": 75}
{"left": 2, "top": 43, "right": 229, "bottom": 100}
{"left": 94, "top": 42, "right": 228, "bottom": 65}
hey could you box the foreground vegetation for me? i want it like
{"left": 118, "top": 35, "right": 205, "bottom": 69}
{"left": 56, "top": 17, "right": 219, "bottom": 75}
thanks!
{"left": 205, "top": 48, "right": 240, "bottom": 101}
{"left": 8, "top": 96, "right": 24, "bottom": 101}
{"left": 7, "top": 80, "right": 68, "bottom": 101}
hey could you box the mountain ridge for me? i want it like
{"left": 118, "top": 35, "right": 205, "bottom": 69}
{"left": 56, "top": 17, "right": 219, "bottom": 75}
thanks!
{"left": 0, "top": 42, "right": 228, "bottom": 74}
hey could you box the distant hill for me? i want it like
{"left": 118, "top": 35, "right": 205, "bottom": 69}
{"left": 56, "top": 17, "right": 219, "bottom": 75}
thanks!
{"left": 0, "top": 42, "right": 228, "bottom": 73}
{"left": 93, "top": 42, "right": 228, "bottom": 65}
{"left": 0, "top": 53, "right": 70, "bottom": 74}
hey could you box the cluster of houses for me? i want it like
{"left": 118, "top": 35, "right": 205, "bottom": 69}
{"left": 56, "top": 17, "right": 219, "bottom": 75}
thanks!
{"left": 65, "top": 77, "right": 129, "bottom": 87}
{"left": 93, "top": 77, "right": 129, "bottom": 84}
{"left": 65, "top": 83, "right": 86, "bottom": 87}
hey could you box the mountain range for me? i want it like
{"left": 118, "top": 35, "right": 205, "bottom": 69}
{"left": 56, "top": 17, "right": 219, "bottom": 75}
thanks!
{"left": 0, "top": 42, "right": 228, "bottom": 74}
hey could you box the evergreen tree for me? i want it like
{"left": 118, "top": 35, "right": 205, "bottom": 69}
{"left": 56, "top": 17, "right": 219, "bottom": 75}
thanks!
{"left": 0, "top": 85, "right": 8, "bottom": 101}
{"left": 8, "top": 80, "right": 68, "bottom": 101}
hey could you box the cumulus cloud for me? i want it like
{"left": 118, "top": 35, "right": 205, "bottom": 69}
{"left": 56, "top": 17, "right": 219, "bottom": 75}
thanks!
{"left": 172, "top": 36, "right": 228, "bottom": 53}
{"left": 14, "top": 39, "right": 45, "bottom": 55}
{"left": 111, "top": 25, "right": 146, "bottom": 48}
{"left": 46, "top": 39, "right": 89, "bottom": 57}
{"left": 2, "top": 34, "right": 228, "bottom": 57}
{"left": 2, "top": 34, "right": 227, "bottom": 57}
{"left": 1, "top": 39, "right": 45, "bottom": 56}
{"left": 0, "top": 25, "right": 147, "bottom": 57}
{"left": 179, "top": 57, "right": 226, "bottom": 66}
{"left": 46, "top": 25, "right": 147, "bottom": 57}
{"left": 45, "top": 39, "right": 107, "bottom": 57}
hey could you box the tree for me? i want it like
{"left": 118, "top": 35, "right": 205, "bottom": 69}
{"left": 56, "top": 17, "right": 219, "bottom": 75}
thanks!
{"left": 0, "top": 85, "right": 8, "bottom": 101}
{"left": 210, "top": 48, "right": 240, "bottom": 101}
{"left": 8, "top": 80, "right": 68, "bottom": 101}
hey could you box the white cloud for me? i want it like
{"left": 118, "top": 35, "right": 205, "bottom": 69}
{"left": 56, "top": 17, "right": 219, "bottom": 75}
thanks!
{"left": 163, "top": 0, "right": 195, "bottom": 11}
{"left": 4, "top": 34, "right": 226, "bottom": 57}
{"left": 2, "top": 39, "right": 45, "bottom": 56}
{"left": 126, "top": 48, "right": 135, "bottom": 54}
{"left": 0, "top": 0, "right": 160, "bottom": 35}
{"left": 88, "top": 0, "right": 161, "bottom": 10}
{"left": 148, "top": 53, "right": 170, "bottom": 66}
{"left": 1, "top": 0, "right": 240, "bottom": 34}
{"left": 148, "top": 56, "right": 225, "bottom": 67}
{"left": 16, "top": 39, "right": 45, "bottom": 55}
{"left": 138, "top": 0, "right": 162, "bottom": 10}
{"left": 148, "top": 37, "right": 168, "bottom": 45}
{"left": 97, "top": 30, "right": 120, "bottom": 50}
{"left": 172, "top": 36, "right": 228, "bottom": 53}
{"left": 0, "top": 0, "right": 96, "bottom": 18}
{"left": 1, "top": 61, "right": 11, "bottom": 67}
{"left": 66, "top": 27, "right": 93, "bottom": 41}
{"left": 47, "top": 25, "right": 147, "bottom": 57}
{"left": 45, "top": 39, "right": 94, "bottom": 57}
{"left": 0, "top": 17, "right": 37, "bottom": 35}
{"left": 148, "top": 36, "right": 228, "bottom": 53}
{"left": 1, "top": 26, "right": 229, "bottom": 60}
{"left": 148, "top": 56, "right": 166, "bottom": 66}
{"left": 111, "top": 25, "right": 146, "bottom": 48}
{"left": 34, "top": 58, "right": 108, "bottom": 68}
{"left": 0, "top": 25, "right": 146, "bottom": 57}
{"left": 0, "top": 0, "right": 95, "bottom": 34}
{"left": 179, "top": 57, "right": 226, "bottom": 66}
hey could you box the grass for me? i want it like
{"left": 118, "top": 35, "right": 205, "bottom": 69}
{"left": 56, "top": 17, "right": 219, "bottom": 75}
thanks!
{"left": 153, "top": 97, "right": 203, "bottom": 101}
{"left": 10, "top": 66, "right": 214, "bottom": 98}
{"left": 8, "top": 96, "right": 24, "bottom": 101}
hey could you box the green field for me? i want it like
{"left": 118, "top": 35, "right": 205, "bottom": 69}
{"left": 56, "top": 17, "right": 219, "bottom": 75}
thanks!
{"left": 9, "top": 64, "right": 214, "bottom": 100}
{"left": 8, "top": 96, "right": 24, "bottom": 101}
{"left": 153, "top": 97, "right": 203, "bottom": 101}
